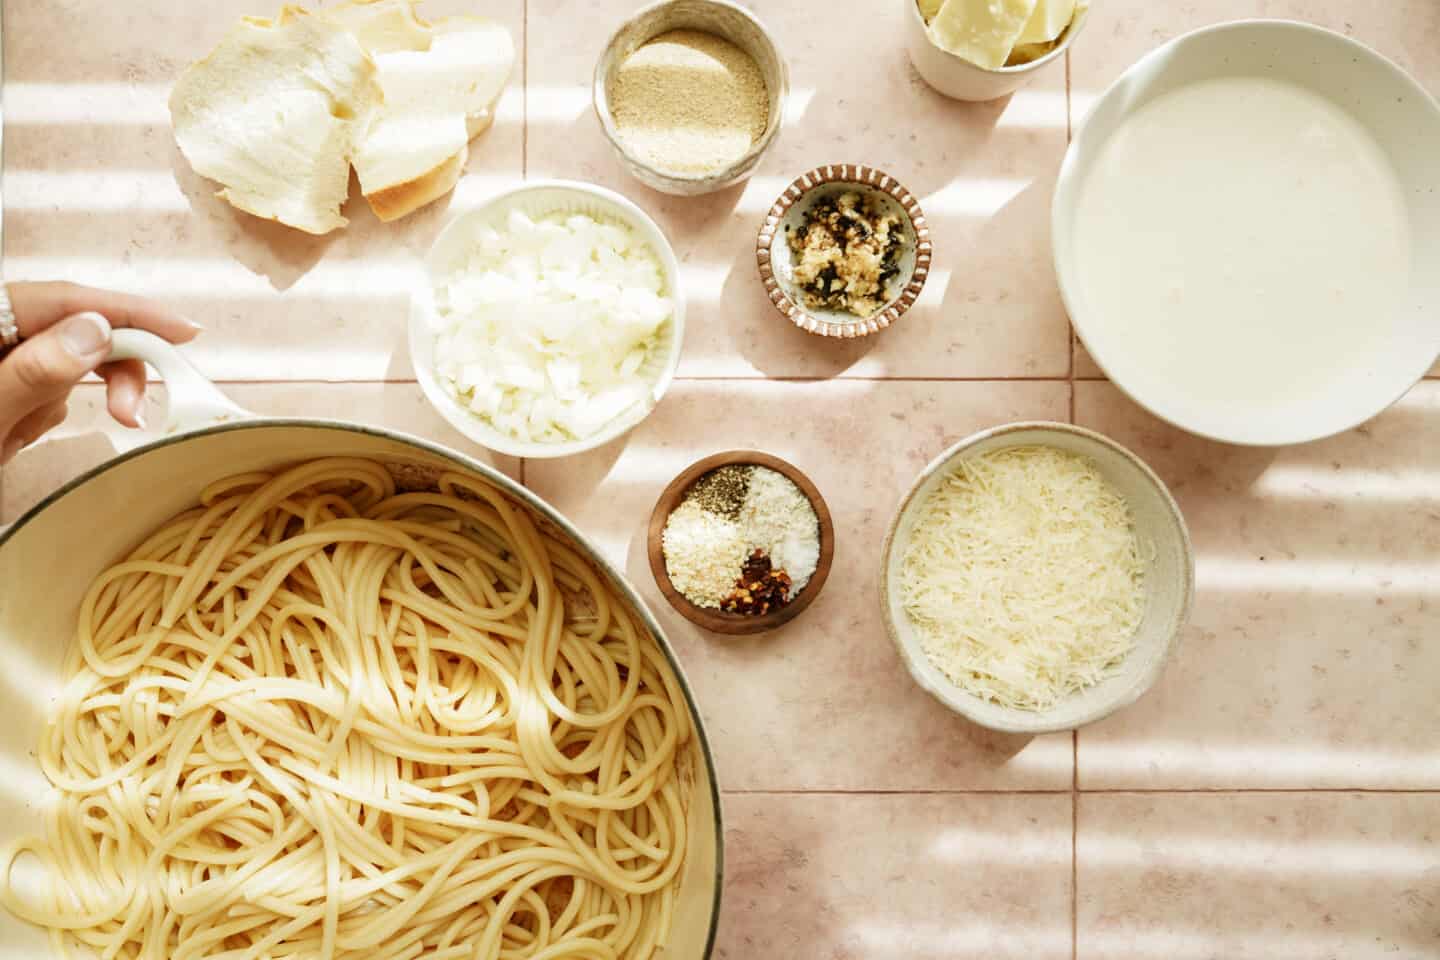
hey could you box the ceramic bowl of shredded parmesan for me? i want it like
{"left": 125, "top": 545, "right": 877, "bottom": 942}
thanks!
{"left": 411, "top": 180, "right": 684, "bottom": 458}
{"left": 880, "top": 422, "right": 1193, "bottom": 733}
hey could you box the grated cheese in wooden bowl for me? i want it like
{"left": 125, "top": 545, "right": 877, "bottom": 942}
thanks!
{"left": 898, "top": 445, "right": 1147, "bottom": 711}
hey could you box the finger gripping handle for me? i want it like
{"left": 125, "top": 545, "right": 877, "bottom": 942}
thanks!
{"left": 108, "top": 330, "right": 250, "bottom": 434}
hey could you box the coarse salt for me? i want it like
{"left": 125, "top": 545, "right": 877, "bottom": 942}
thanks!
{"left": 738, "top": 468, "right": 820, "bottom": 593}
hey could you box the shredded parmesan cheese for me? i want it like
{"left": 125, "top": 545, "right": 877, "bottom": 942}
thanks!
{"left": 899, "top": 445, "right": 1146, "bottom": 711}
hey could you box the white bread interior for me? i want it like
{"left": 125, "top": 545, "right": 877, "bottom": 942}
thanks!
{"left": 330, "top": 0, "right": 515, "bottom": 222}
{"left": 169, "top": 2, "right": 513, "bottom": 230}
{"left": 169, "top": 6, "right": 380, "bottom": 235}
{"left": 323, "top": 0, "right": 431, "bottom": 52}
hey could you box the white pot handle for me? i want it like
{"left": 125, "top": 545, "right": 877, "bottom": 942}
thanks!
{"left": 109, "top": 329, "right": 251, "bottom": 434}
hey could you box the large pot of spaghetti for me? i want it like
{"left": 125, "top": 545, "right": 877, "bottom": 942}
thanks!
{"left": 0, "top": 331, "right": 722, "bottom": 960}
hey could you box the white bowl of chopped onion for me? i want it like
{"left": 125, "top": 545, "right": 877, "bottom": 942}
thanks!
{"left": 411, "top": 180, "right": 684, "bottom": 458}
{"left": 880, "top": 422, "right": 1194, "bottom": 734}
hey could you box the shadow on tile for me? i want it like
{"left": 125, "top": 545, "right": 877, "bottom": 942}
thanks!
{"left": 1075, "top": 381, "right": 1440, "bottom": 789}
{"left": 651, "top": 178, "right": 749, "bottom": 228}
{"left": 895, "top": 86, "right": 1020, "bottom": 199}
{"left": 384, "top": 331, "right": 414, "bottom": 383}
{"left": 720, "top": 793, "right": 1074, "bottom": 959}
{"left": 2, "top": 431, "right": 122, "bottom": 524}
{"left": 535, "top": 111, "right": 753, "bottom": 224}
{"left": 167, "top": 142, "right": 341, "bottom": 291}
{"left": 529, "top": 431, "right": 635, "bottom": 505}
{"left": 1075, "top": 385, "right": 1279, "bottom": 498}
{"left": 913, "top": 169, "right": 1069, "bottom": 378}
{"left": 1076, "top": 792, "right": 1440, "bottom": 959}
{"left": 721, "top": 240, "right": 878, "bottom": 378}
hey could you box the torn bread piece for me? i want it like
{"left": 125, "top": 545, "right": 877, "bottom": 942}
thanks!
{"left": 329, "top": 0, "right": 515, "bottom": 222}
{"left": 170, "top": 6, "right": 380, "bottom": 234}
{"left": 323, "top": 0, "right": 431, "bottom": 52}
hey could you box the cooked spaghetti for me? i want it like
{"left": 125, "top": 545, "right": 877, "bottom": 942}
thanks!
{"left": 0, "top": 458, "right": 693, "bottom": 960}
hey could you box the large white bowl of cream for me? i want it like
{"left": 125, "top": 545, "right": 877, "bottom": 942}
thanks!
{"left": 1054, "top": 20, "right": 1440, "bottom": 446}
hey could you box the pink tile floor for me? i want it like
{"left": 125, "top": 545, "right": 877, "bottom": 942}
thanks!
{"left": 3, "top": 0, "right": 1438, "bottom": 956}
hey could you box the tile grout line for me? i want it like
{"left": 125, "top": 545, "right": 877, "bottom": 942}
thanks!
{"left": 681, "top": 374, "right": 1073, "bottom": 383}
{"left": 1071, "top": 55, "right": 1095, "bottom": 799}
{"left": 1065, "top": 48, "right": 1073, "bottom": 143}
{"left": 521, "top": 0, "right": 528, "bottom": 180}
{"left": 1071, "top": 731, "right": 1079, "bottom": 960}
{"left": 1068, "top": 42, "right": 1079, "bottom": 928}
{"left": 514, "top": 0, "right": 529, "bottom": 490}
{"left": 719, "top": 787, "right": 1440, "bottom": 796}
{"left": 1065, "top": 48, "right": 1078, "bottom": 428}
{"left": 723, "top": 788, "right": 1077, "bottom": 796}
{"left": 1080, "top": 786, "right": 1440, "bottom": 795}
{"left": 135, "top": 374, "right": 1440, "bottom": 386}
{"left": 185, "top": 375, "right": 1080, "bottom": 387}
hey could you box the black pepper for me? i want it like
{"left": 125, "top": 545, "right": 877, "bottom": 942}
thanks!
{"left": 682, "top": 465, "right": 753, "bottom": 521}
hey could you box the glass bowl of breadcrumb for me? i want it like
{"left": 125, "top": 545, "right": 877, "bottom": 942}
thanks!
{"left": 594, "top": 0, "right": 788, "bottom": 196}
{"left": 757, "top": 164, "right": 934, "bottom": 339}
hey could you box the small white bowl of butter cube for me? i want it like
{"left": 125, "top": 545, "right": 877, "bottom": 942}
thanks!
{"left": 906, "top": 0, "right": 1088, "bottom": 102}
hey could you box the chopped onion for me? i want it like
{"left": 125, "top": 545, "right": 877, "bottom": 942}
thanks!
{"left": 433, "top": 209, "right": 672, "bottom": 444}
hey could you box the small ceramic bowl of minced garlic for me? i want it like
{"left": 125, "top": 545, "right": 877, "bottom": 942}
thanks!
{"left": 647, "top": 451, "right": 834, "bottom": 635}
{"left": 757, "top": 164, "right": 934, "bottom": 339}
{"left": 595, "top": 0, "right": 788, "bottom": 196}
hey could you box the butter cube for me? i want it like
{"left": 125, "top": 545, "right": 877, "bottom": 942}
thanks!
{"left": 928, "top": 0, "right": 1039, "bottom": 70}
{"left": 1019, "top": 0, "right": 1076, "bottom": 44}
{"left": 1009, "top": 41, "right": 1056, "bottom": 65}
{"left": 917, "top": 0, "right": 946, "bottom": 21}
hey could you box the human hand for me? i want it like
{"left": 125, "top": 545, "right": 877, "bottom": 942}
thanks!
{"left": 0, "top": 282, "right": 202, "bottom": 463}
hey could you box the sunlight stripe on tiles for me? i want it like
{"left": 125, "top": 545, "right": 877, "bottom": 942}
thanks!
{"left": 1082, "top": 740, "right": 1440, "bottom": 787}
{"left": 5, "top": 81, "right": 820, "bottom": 128}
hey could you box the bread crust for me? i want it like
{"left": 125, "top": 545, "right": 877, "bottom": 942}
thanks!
{"left": 363, "top": 146, "right": 467, "bottom": 222}
{"left": 170, "top": 0, "right": 511, "bottom": 231}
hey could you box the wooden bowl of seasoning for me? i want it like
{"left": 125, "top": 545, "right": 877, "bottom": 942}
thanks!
{"left": 648, "top": 451, "right": 834, "bottom": 635}
{"left": 594, "top": 0, "right": 788, "bottom": 196}
{"left": 757, "top": 164, "right": 933, "bottom": 339}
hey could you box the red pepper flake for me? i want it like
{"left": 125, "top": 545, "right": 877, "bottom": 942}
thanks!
{"left": 721, "top": 550, "right": 793, "bottom": 616}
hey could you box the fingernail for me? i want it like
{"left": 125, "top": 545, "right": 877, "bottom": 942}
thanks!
{"left": 59, "top": 312, "right": 112, "bottom": 358}
{"left": 134, "top": 410, "right": 148, "bottom": 430}
{"left": 182, "top": 317, "right": 205, "bottom": 333}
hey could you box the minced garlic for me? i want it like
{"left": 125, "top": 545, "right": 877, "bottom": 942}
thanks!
{"left": 787, "top": 191, "right": 906, "bottom": 318}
